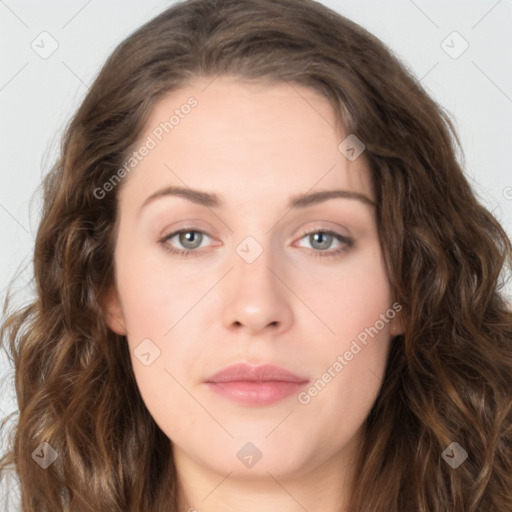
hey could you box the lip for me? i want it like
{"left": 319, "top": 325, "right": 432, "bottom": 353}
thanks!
{"left": 204, "top": 363, "right": 309, "bottom": 406}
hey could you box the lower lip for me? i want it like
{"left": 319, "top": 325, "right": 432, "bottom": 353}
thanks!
{"left": 206, "top": 380, "right": 308, "bottom": 406}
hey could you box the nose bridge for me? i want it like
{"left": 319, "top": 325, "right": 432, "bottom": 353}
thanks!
{"left": 221, "top": 229, "right": 292, "bottom": 333}
{"left": 232, "top": 232, "right": 279, "bottom": 298}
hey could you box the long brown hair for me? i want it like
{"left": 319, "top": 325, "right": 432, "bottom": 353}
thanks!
{"left": 1, "top": 0, "right": 511, "bottom": 510}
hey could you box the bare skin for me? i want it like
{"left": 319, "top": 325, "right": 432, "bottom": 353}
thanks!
{"left": 104, "top": 75, "right": 404, "bottom": 512}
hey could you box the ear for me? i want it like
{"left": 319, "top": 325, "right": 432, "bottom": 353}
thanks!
{"left": 101, "top": 285, "right": 128, "bottom": 336}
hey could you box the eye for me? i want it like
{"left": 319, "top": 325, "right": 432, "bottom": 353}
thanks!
{"left": 294, "top": 229, "right": 354, "bottom": 257}
{"left": 160, "top": 228, "right": 211, "bottom": 257}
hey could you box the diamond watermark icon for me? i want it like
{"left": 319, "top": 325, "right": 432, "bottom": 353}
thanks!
{"left": 441, "top": 441, "right": 468, "bottom": 469}
{"left": 237, "top": 442, "right": 263, "bottom": 468}
{"left": 441, "top": 31, "right": 469, "bottom": 60}
{"left": 31, "top": 31, "right": 59, "bottom": 59}
{"left": 338, "top": 134, "right": 365, "bottom": 161}
{"left": 32, "top": 442, "right": 59, "bottom": 469}
{"left": 134, "top": 338, "right": 161, "bottom": 366}
{"left": 236, "top": 235, "right": 263, "bottom": 264}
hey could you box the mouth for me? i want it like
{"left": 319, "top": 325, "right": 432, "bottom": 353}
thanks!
{"left": 204, "top": 363, "right": 309, "bottom": 406}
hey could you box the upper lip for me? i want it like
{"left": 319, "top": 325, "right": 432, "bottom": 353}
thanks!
{"left": 205, "top": 363, "right": 309, "bottom": 383}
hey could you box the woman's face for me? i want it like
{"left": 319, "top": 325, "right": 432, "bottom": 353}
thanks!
{"left": 105, "top": 75, "right": 402, "bottom": 480}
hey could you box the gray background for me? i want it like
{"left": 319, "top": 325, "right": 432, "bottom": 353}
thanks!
{"left": 1, "top": 0, "right": 511, "bottom": 508}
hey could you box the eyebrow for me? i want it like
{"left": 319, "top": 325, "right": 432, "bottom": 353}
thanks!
{"left": 139, "top": 185, "right": 376, "bottom": 213}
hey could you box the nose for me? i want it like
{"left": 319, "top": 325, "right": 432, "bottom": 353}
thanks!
{"left": 221, "top": 240, "right": 293, "bottom": 336}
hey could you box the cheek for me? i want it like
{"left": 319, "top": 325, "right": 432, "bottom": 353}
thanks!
{"left": 297, "top": 307, "right": 393, "bottom": 451}
{"left": 114, "top": 239, "right": 192, "bottom": 336}
{"left": 297, "top": 242, "right": 393, "bottom": 417}
{"left": 348, "top": 242, "right": 390, "bottom": 323}
{"left": 296, "top": 238, "right": 392, "bottom": 344}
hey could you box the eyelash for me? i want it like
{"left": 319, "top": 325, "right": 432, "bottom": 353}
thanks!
{"left": 159, "top": 227, "right": 354, "bottom": 258}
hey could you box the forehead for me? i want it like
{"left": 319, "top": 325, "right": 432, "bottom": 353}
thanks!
{"left": 118, "top": 76, "right": 373, "bottom": 208}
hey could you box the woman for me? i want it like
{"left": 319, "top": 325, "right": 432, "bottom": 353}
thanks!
{"left": 1, "top": 0, "right": 511, "bottom": 511}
